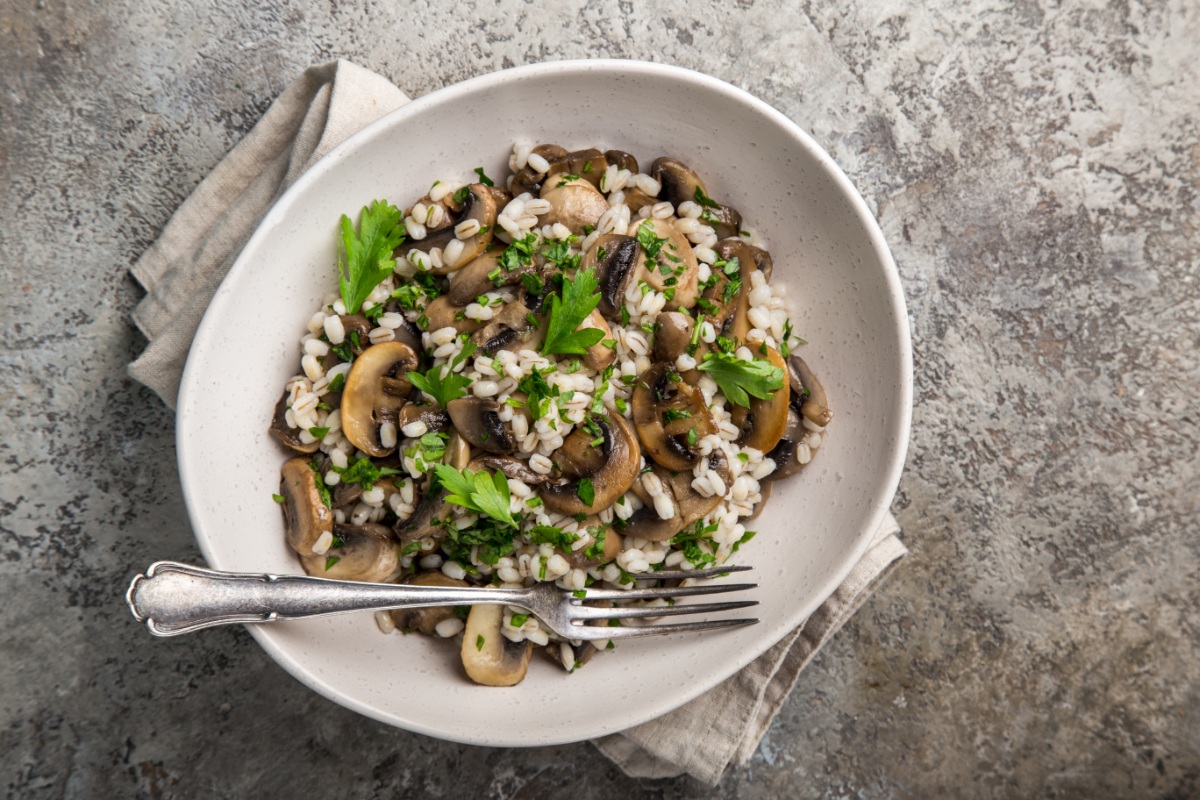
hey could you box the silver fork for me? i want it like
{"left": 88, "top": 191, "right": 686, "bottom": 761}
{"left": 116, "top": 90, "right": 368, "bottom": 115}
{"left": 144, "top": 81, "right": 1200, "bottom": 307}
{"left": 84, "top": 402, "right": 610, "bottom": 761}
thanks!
{"left": 126, "top": 561, "right": 758, "bottom": 640}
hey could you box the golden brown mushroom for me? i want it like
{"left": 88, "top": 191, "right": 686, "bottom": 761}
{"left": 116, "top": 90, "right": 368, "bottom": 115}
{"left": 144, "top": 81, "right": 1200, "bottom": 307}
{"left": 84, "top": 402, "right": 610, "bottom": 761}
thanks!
{"left": 340, "top": 342, "right": 420, "bottom": 457}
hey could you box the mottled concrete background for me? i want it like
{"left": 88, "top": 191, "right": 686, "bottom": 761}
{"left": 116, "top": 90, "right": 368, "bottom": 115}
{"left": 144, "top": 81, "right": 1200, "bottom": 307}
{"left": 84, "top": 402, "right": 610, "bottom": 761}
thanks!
{"left": 2, "top": 1, "right": 1198, "bottom": 797}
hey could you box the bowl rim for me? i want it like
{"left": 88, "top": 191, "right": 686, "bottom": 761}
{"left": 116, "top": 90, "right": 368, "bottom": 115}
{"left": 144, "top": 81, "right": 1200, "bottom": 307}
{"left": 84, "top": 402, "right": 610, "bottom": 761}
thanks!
{"left": 176, "top": 58, "right": 913, "bottom": 745}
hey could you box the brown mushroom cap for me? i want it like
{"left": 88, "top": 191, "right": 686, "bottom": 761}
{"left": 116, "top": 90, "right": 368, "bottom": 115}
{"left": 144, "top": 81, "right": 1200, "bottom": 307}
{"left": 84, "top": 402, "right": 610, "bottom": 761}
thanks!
{"left": 510, "top": 143, "right": 568, "bottom": 196}
{"left": 653, "top": 312, "right": 695, "bottom": 363}
{"left": 341, "top": 341, "right": 420, "bottom": 457}
{"left": 544, "top": 147, "right": 607, "bottom": 189}
{"left": 650, "top": 157, "right": 742, "bottom": 239}
{"left": 423, "top": 296, "right": 482, "bottom": 336}
{"left": 408, "top": 184, "right": 499, "bottom": 274}
{"left": 469, "top": 298, "right": 544, "bottom": 356}
{"left": 578, "top": 310, "right": 616, "bottom": 371}
{"left": 396, "top": 402, "right": 451, "bottom": 434}
{"left": 764, "top": 407, "right": 806, "bottom": 481}
{"left": 461, "top": 603, "right": 534, "bottom": 686}
{"left": 300, "top": 523, "right": 399, "bottom": 582}
{"left": 704, "top": 239, "right": 760, "bottom": 342}
{"left": 539, "top": 177, "right": 608, "bottom": 236}
{"left": 621, "top": 451, "right": 731, "bottom": 542}
{"left": 730, "top": 346, "right": 791, "bottom": 454}
{"left": 561, "top": 519, "right": 623, "bottom": 569}
{"left": 448, "top": 244, "right": 529, "bottom": 305}
{"left": 788, "top": 354, "right": 832, "bottom": 427}
{"left": 540, "top": 413, "right": 641, "bottom": 516}
{"left": 583, "top": 234, "right": 640, "bottom": 320}
{"left": 279, "top": 458, "right": 335, "bottom": 556}
{"left": 629, "top": 218, "right": 699, "bottom": 311}
{"left": 604, "top": 149, "right": 638, "bottom": 175}
{"left": 471, "top": 454, "right": 549, "bottom": 485}
{"left": 390, "top": 571, "right": 469, "bottom": 635}
{"left": 270, "top": 391, "right": 320, "bottom": 454}
{"left": 446, "top": 396, "right": 517, "bottom": 454}
{"left": 632, "top": 362, "right": 717, "bottom": 472}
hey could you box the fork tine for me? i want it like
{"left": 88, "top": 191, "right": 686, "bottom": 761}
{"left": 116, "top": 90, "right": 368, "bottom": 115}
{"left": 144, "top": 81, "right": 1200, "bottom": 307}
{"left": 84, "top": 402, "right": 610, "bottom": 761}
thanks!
{"left": 575, "top": 582, "right": 757, "bottom": 602}
{"left": 569, "top": 599, "right": 758, "bottom": 621}
{"left": 644, "top": 565, "right": 753, "bottom": 580}
{"left": 568, "top": 618, "right": 758, "bottom": 641}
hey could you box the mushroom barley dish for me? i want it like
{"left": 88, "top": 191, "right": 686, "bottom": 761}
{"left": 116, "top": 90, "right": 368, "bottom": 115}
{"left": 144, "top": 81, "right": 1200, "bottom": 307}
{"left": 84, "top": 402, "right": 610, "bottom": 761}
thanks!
{"left": 270, "top": 143, "right": 831, "bottom": 686}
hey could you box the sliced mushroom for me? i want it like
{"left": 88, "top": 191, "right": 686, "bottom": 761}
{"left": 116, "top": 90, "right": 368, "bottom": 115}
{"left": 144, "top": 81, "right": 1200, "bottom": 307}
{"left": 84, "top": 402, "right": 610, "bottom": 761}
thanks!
{"left": 604, "top": 149, "right": 638, "bottom": 175}
{"left": 764, "top": 406, "right": 806, "bottom": 481}
{"left": 423, "top": 295, "right": 482, "bottom": 336}
{"left": 279, "top": 458, "right": 335, "bottom": 556}
{"left": 543, "top": 640, "right": 599, "bottom": 673}
{"left": 540, "top": 177, "right": 608, "bottom": 236}
{"left": 622, "top": 451, "right": 731, "bottom": 542}
{"left": 561, "top": 519, "right": 623, "bottom": 569}
{"left": 653, "top": 312, "right": 694, "bottom": 363}
{"left": 650, "top": 156, "right": 742, "bottom": 239}
{"left": 541, "top": 413, "right": 641, "bottom": 516}
{"left": 554, "top": 423, "right": 608, "bottom": 480}
{"left": 410, "top": 184, "right": 499, "bottom": 273}
{"left": 704, "top": 239, "right": 760, "bottom": 341}
{"left": 446, "top": 396, "right": 517, "bottom": 454}
{"left": 583, "top": 234, "right": 640, "bottom": 319}
{"left": 270, "top": 391, "right": 320, "bottom": 453}
{"left": 341, "top": 342, "right": 420, "bottom": 456}
{"left": 461, "top": 603, "right": 534, "bottom": 686}
{"left": 472, "top": 454, "right": 549, "bottom": 485}
{"left": 788, "top": 354, "right": 832, "bottom": 427}
{"left": 300, "top": 523, "right": 399, "bottom": 582}
{"left": 729, "top": 346, "right": 790, "bottom": 454}
{"left": 390, "top": 571, "right": 469, "bottom": 635}
{"left": 448, "top": 244, "right": 530, "bottom": 304}
{"left": 395, "top": 432, "right": 470, "bottom": 542}
{"left": 469, "top": 298, "right": 544, "bottom": 356}
{"left": 620, "top": 186, "right": 659, "bottom": 214}
{"left": 544, "top": 147, "right": 606, "bottom": 189}
{"left": 630, "top": 217, "right": 699, "bottom": 311}
{"left": 320, "top": 314, "right": 372, "bottom": 370}
{"left": 510, "top": 143, "right": 568, "bottom": 196}
{"left": 631, "top": 362, "right": 717, "bottom": 472}
{"left": 578, "top": 310, "right": 615, "bottom": 371}
{"left": 397, "top": 402, "right": 451, "bottom": 434}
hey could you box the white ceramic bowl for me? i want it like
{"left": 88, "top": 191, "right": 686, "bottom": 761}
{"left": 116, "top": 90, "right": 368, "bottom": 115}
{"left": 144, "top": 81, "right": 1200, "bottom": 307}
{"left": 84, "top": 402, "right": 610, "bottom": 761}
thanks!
{"left": 177, "top": 60, "right": 911, "bottom": 746}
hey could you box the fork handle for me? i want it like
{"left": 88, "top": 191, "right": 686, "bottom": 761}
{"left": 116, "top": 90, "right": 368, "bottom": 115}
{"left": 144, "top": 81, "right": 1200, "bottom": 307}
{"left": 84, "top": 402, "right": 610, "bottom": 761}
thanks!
{"left": 126, "top": 561, "right": 527, "bottom": 637}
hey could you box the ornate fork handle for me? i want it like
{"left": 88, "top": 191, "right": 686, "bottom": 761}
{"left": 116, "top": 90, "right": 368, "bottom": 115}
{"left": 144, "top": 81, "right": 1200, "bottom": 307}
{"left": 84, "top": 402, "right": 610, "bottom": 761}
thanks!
{"left": 126, "top": 561, "right": 527, "bottom": 637}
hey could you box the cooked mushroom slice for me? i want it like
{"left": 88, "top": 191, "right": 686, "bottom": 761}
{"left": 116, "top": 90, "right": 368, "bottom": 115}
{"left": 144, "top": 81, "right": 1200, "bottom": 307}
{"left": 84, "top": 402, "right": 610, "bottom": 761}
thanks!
{"left": 320, "top": 314, "right": 372, "bottom": 370}
{"left": 397, "top": 402, "right": 450, "bottom": 434}
{"left": 650, "top": 156, "right": 742, "bottom": 239}
{"left": 604, "top": 149, "right": 638, "bottom": 174}
{"left": 461, "top": 603, "right": 534, "bottom": 687}
{"left": 423, "top": 296, "right": 482, "bottom": 336}
{"left": 279, "top": 458, "right": 334, "bottom": 556}
{"left": 341, "top": 342, "right": 420, "bottom": 457}
{"left": 409, "top": 184, "right": 499, "bottom": 273}
{"left": 729, "top": 346, "right": 790, "bottom": 454}
{"left": 383, "top": 309, "right": 423, "bottom": 351}
{"left": 630, "top": 217, "right": 699, "bottom": 311}
{"left": 620, "top": 186, "right": 659, "bottom": 214}
{"left": 300, "top": 523, "right": 399, "bottom": 582}
{"left": 540, "top": 414, "right": 641, "bottom": 516}
{"left": 448, "top": 245, "right": 530, "bottom": 304}
{"left": 446, "top": 396, "right": 517, "bottom": 454}
{"left": 510, "top": 143, "right": 568, "bottom": 196}
{"left": 561, "top": 519, "right": 623, "bottom": 569}
{"left": 583, "top": 234, "right": 640, "bottom": 319}
{"left": 578, "top": 310, "right": 615, "bottom": 371}
{"left": 704, "top": 239, "right": 760, "bottom": 341}
{"left": 540, "top": 177, "right": 608, "bottom": 236}
{"left": 788, "top": 354, "right": 832, "bottom": 427}
{"left": 653, "top": 311, "right": 694, "bottom": 363}
{"left": 631, "top": 362, "right": 717, "bottom": 472}
{"left": 472, "top": 454, "right": 548, "bottom": 485}
{"left": 544, "top": 147, "right": 606, "bottom": 189}
{"left": 764, "top": 406, "right": 806, "bottom": 481}
{"left": 554, "top": 424, "right": 608, "bottom": 480}
{"left": 470, "top": 299, "right": 544, "bottom": 356}
{"left": 622, "top": 452, "right": 732, "bottom": 542}
{"left": 269, "top": 391, "right": 321, "bottom": 453}
{"left": 390, "top": 571, "right": 470, "bottom": 635}
{"left": 543, "top": 640, "right": 599, "bottom": 673}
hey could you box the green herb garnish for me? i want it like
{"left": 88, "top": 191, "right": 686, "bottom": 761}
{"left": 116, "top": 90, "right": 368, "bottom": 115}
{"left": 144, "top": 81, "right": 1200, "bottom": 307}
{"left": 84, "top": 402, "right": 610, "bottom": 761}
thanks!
{"left": 337, "top": 200, "right": 406, "bottom": 315}
{"left": 541, "top": 267, "right": 605, "bottom": 356}
{"left": 434, "top": 465, "right": 518, "bottom": 528}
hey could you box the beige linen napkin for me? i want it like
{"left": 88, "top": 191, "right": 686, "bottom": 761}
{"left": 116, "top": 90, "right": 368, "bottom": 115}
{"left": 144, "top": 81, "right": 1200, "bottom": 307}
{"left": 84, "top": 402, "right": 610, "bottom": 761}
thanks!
{"left": 127, "top": 60, "right": 908, "bottom": 785}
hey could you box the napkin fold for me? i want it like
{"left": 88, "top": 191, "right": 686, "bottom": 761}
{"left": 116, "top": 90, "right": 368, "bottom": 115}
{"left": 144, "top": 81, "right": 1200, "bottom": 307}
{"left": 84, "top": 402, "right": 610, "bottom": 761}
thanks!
{"left": 126, "top": 60, "right": 908, "bottom": 785}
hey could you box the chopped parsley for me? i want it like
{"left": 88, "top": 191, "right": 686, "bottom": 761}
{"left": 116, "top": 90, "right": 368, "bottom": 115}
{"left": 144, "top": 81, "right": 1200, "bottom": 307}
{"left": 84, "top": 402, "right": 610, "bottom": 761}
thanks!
{"left": 577, "top": 477, "right": 596, "bottom": 507}
{"left": 693, "top": 186, "right": 720, "bottom": 209}
{"left": 271, "top": 493, "right": 285, "bottom": 504}
{"left": 475, "top": 634, "right": 485, "bottom": 651}
{"left": 335, "top": 456, "right": 403, "bottom": 491}
{"left": 306, "top": 459, "right": 333, "bottom": 508}
{"left": 473, "top": 167, "right": 495, "bottom": 186}
{"left": 325, "top": 556, "right": 341, "bottom": 571}
{"left": 434, "top": 465, "right": 518, "bottom": 528}
{"left": 308, "top": 426, "right": 330, "bottom": 440}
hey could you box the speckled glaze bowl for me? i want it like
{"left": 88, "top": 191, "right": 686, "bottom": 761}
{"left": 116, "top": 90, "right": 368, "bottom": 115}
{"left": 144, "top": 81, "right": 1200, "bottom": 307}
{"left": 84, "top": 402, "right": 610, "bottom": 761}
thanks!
{"left": 176, "top": 60, "right": 912, "bottom": 746}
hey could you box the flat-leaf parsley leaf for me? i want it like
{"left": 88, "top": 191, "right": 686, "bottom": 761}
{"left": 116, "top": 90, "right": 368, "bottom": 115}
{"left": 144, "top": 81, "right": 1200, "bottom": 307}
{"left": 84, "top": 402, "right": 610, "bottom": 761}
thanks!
{"left": 541, "top": 267, "right": 605, "bottom": 356}
{"left": 696, "top": 351, "right": 785, "bottom": 407}
{"left": 434, "top": 465, "right": 518, "bottom": 528}
{"left": 338, "top": 200, "right": 405, "bottom": 314}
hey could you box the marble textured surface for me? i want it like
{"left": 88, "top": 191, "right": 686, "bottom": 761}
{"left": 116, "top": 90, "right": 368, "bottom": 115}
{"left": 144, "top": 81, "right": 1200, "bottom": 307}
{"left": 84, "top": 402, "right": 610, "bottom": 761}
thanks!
{"left": 2, "top": 1, "right": 1198, "bottom": 796}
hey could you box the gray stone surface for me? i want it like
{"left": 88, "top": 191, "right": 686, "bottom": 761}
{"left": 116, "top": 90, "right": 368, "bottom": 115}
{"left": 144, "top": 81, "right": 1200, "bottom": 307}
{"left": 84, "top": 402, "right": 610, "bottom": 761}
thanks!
{"left": 2, "top": 0, "right": 1198, "bottom": 796}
